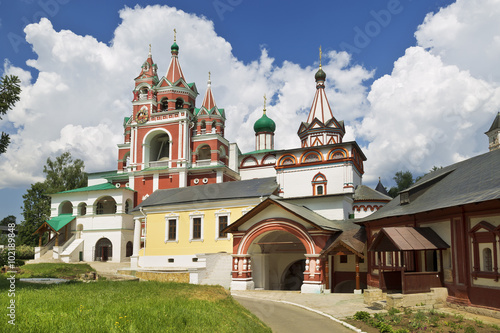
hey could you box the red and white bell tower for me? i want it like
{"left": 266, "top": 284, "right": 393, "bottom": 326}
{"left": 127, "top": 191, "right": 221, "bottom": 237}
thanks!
{"left": 116, "top": 35, "right": 238, "bottom": 204}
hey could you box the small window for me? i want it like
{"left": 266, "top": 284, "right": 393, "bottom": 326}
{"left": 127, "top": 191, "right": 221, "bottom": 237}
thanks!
{"left": 218, "top": 215, "right": 228, "bottom": 238}
{"left": 340, "top": 255, "right": 348, "bottom": 263}
{"left": 192, "top": 258, "right": 198, "bottom": 263}
{"left": 168, "top": 258, "right": 174, "bottom": 263}
{"left": 483, "top": 248, "right": 493, "bottom": 272}
{"left": 175, "top": 98, "right": 184, "bottom": 109}
{"left": 168, "top": 219, "right": 177, "bottom": 241}
{"left": 192, "top": 217, "right": 202, "bottom": 240}
{"left": 316, "top": 185, "right": 324, "bottom": 195}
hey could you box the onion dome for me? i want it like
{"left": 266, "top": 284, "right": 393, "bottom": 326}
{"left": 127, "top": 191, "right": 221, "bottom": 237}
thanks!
{"left": 254, "top": 110, "right": 276, "bottom": 133}
{"left": 315, "top": 67, "right": 326, "bottom": 81}
{"left": 171, "top": 41, "right": 179, "bottom": 53}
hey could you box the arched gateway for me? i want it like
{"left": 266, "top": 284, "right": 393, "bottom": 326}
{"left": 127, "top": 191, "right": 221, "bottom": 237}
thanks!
{"left": 225, "top": 198, "right": 336, "bottom": 293}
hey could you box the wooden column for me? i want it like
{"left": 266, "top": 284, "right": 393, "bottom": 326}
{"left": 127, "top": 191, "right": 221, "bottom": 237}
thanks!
{"left": 355, "top": 255, "right": 360, "bottom": 290}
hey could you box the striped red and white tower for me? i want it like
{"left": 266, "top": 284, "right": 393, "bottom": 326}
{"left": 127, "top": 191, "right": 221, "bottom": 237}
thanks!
{"left": 298, "top": 47, "right": 345, "bottom": 147}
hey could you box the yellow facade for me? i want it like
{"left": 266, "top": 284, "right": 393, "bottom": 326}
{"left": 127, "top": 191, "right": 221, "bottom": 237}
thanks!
{"left": 141, "top": 204, "right": 255, "bottom": 257}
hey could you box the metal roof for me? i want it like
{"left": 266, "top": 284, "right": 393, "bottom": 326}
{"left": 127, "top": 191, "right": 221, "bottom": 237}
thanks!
{"left": 369, "top": 227, "right": 449, "bottom": 252}
{"left": 358, "top": 149, "right": 500, "bottom": 222}
{"left": 354, "top": 185, "right": 391, "bottom": 202}
{"left": 133, "top": 177, "right": 278, "bottom": 210}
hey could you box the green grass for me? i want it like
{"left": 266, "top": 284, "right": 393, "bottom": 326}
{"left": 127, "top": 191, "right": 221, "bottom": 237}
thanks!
{"left": 11, "top": 263, "right": 96, "bottom": 279}
{"left": 0, "top": 279, "right": 271, "bottom": 333}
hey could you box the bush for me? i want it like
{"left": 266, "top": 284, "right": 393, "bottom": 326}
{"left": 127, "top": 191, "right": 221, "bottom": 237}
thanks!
{"left": 16, "top": 244, "right": 35, "bottom": 259}
{"left": 0, "top": 249, "right": 24, "bottom": 267}
{"left": 353, "top": 311, "right": 371, "bottom": 321}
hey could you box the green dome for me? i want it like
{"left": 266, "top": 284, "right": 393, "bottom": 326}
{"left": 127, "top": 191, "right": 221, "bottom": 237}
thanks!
{"left": 254, "top": 112, "right": 276, "bottom": 133}
{"left": 171, "top": 42, "right": 179, "bottom": 52}
{"left": 315, "top": 67, "right": 326, "bottom": 81}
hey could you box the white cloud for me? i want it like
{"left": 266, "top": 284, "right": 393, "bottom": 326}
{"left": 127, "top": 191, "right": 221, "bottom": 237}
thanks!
{"left": 0, "top": 5, "right": 371, "bottom": 189}
{"left": 415, "top": 0, "right": 500, "bottom": 82}
{"left": 359, "top": 0, "right": 500, "bottom": 185}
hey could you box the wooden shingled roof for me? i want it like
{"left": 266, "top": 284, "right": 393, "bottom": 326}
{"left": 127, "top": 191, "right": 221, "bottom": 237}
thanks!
{"left": 369, "top": 227, "right": 449, "bottom": 252}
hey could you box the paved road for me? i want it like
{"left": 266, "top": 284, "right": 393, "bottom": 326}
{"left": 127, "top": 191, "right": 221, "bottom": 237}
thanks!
{"left": 234, "top": 296, "right": 355, "bottom": 333}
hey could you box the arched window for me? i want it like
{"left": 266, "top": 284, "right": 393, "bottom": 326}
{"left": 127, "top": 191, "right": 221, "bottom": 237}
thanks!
{"left": 198, "top": 145, "right": 211, "bottom": 160}
{"left": 78, "top": 203, "right": 87, "bottom": 216}
{"left": 149, "top": 133, "right": 170, "bottom": 162}
{"left": 483, "top": 248, "right": 493, "bottom": 272}
{"left": 59, "top": 201, "right": 73, "bottom": 215}
{"left": 200, "top": 120, "right": 206, "bottom": 134}
{"left": 161, "top": 98, "right": 169, "bottom": 111}
{"left": 312, "top": 173, "right": 327, "bottom": 196}
{"left": 95, "top": 196, "right": 117, "bottom": 215}
{"left": 212, "top": 120, "right": 217, "bottom": 133}
{"left": 139, "top": 87, "right": 148, "bottom": 100}
{"left": 126, "top": 241, "right": 133, "bottom": 257}
{"left": 175, "top": 98, "right": 184, "bottom": 109}
{"left": 125, "top": 199, "right": 133, "bottom": 214}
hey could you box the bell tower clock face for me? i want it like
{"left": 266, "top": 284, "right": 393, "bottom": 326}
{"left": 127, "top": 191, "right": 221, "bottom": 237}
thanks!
{"left": 136, "top": 107, "right": 149, "bottom": 124}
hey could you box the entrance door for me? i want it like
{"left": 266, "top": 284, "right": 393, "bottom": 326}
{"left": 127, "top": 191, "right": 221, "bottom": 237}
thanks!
{"left": 102, "top": 246, "right": 109, "bottom": 262}
{"left": 95, "top": 238, "right": 112, "bottom": 262}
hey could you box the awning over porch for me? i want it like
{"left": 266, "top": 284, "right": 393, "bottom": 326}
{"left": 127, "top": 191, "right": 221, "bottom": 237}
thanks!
{"left": 369, "top": 227, "right": 449, "bottom": 252}
{"left": 34, "top": 214, "right": 75, "bottom": 234}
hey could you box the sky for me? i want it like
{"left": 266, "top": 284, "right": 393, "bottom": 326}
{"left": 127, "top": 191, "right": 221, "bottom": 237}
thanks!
{"left": 1, "top": 0, "right": 500, "bottom": 222}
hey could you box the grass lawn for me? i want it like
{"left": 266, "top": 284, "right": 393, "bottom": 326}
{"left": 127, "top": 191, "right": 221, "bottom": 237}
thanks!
{"left": 0, "top": 264, "right": 271, "bottom": 333}
{"left": 345, "top": 308, "right": 500, "bottom": 333}
{"left": 13, "top": 262, "right": 96, "bottom": 279}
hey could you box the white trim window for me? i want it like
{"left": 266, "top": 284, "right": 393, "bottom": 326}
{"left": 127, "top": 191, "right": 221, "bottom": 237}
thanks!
{"left": 164, "top": 214, "right": 179, "bottom": 243}
{"left": 215, "top": 211, "right": 231, "bottom": 240}
{"left": 189, "top": 212, "right": 204, "bottom": 242}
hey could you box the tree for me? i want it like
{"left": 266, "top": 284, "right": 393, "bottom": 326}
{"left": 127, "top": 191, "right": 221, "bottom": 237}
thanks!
{"left": 43, "top": 151, "right": 87, "bottom": 194}
{"left": 17, "top": 182, "right": 50, "bottom": 247}
{"left": 0, "top": 215, "right": 16, "bottom": 226}
{"left": 0, "top": 215, "right": 16, "bottom": 245}
{"left": 18, "top": 152, "right": 87, "bottom": 246}
{"left": 388, "top": 171, "right": 415, "bottom": 198}
{"left": 0, "top": 75, "right": 21, "bottom": 155}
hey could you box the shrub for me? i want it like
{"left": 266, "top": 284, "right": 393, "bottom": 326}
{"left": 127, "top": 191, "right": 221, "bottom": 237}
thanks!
{"left": 465, "top": 325, "right": 477, "bottom": 333}
{"left": 16, "top": 244, "right": 35, "bottom": 259}
{"left": 387, "top": 307, "right": 400, "bottom": 315}
{"left": 353, "top": 311, "right": 371, "bottom": 321}
{"left": 0, "top": 249, "right": 24, "bottom": 267}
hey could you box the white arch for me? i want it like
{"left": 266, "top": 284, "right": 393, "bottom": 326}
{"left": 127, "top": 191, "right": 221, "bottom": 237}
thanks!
{"left": 142, "top": 128, "right": 173, "bottom": 168}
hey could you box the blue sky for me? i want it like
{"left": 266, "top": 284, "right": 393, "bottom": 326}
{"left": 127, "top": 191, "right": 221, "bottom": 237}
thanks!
{"left": 1, "top": 0, "right": 499, "bottom": 222}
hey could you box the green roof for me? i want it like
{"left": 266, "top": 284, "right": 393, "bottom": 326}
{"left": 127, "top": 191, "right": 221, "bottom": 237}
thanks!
{"left": 54, "top": 182, "right": 133, "bottom": 194}
{"left": 46, "top": 214, "right": 75, "bottom": 232}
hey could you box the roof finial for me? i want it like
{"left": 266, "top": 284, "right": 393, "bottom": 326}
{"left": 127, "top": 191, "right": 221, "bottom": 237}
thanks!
{"left": 263, "top": 94, "right": 267, "bottom": 114}
{"left": 174, "top": 28, "right": 177, "bottom": 42}
{"left": 148, "top": 44, "right": 152, "bottom": 56}
{"left": 319, "top": 45, "right": 322, "bottom": 69}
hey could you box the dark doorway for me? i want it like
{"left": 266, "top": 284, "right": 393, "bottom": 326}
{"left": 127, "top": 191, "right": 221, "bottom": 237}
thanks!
{"left": 283, "top": 259, "right": 306, "bottom": 290}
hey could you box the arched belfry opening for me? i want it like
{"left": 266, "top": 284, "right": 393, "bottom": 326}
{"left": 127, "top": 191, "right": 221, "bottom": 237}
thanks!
{"left": 146, "top": 131, "right": 171, "bottom": 167}
{"left": 247, "top": 230, "right": 307, "bottom": 290}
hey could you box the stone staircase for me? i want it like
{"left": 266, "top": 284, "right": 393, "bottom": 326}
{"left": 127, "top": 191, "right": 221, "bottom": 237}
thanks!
{"left": 26, "top": 250, "right": 62, "bottom": 264}
{"left": 198, "top": 253, "right": 232, "bottom": 289}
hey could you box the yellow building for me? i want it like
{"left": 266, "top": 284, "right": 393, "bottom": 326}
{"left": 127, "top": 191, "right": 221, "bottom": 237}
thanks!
{"left": 130, "top": 177, "right": 278, "bottom": 287}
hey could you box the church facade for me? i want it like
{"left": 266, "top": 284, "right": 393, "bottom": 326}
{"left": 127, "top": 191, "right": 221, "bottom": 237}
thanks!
{"left": 36, "top": 38, "right": 391, "bottom": 293}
